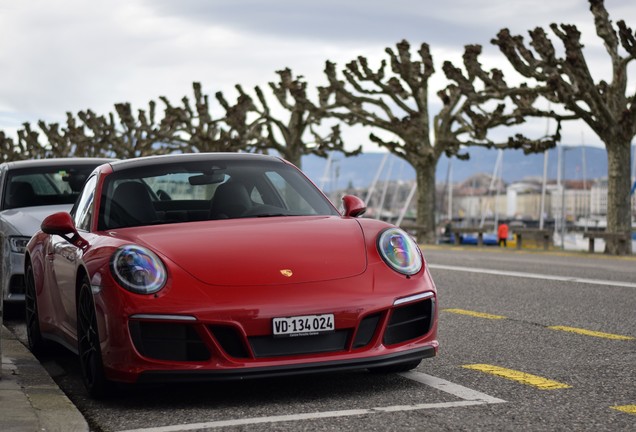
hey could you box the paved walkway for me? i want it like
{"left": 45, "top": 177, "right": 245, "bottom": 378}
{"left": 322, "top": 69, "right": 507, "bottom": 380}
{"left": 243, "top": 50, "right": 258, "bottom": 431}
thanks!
{"left": 0, "top": 325, "right": 88, "bottom": 432}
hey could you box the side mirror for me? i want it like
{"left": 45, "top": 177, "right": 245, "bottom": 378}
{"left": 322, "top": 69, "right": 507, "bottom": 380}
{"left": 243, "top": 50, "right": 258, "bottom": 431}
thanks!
{"left": 41, "top": 212, "right": 87, "bottom": 249}
{"left": 342, "top": 195, "right": 366, "bottom": 218}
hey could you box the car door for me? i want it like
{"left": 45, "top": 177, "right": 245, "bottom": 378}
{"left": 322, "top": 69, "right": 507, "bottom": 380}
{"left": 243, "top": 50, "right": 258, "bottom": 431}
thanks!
{"left": 48, "top": 175, "right": 98, "bottom": 342}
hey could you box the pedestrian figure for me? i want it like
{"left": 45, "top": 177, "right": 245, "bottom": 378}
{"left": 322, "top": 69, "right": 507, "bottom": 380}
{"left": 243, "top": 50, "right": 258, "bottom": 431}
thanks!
{"left": 498, "top": 221, "right": 509, "bottom": 247}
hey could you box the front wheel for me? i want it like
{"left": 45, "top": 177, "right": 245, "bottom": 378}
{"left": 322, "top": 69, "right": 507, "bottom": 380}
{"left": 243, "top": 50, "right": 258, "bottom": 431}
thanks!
{"left": 77, "top": 278, "right": 111, "bottom": 398}
{"left": 25, "top": 262, "right": 46, "bottom": 356}
{"left": 369, "top": 359, "right": 422, "bottom": 374}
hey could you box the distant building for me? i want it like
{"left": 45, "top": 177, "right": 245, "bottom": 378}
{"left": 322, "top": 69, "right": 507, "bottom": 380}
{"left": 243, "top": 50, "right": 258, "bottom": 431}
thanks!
{"left": 449, "top": 175, "right": 595, "bottom": 222}
{"left": 590, "top": 178, "right": 608, "bottom": 216}
{"left": 506, "top": 180, "right": 546, "bottom": 219}
{"left": 550, "top": 180, "right": 592, "bottom": 221}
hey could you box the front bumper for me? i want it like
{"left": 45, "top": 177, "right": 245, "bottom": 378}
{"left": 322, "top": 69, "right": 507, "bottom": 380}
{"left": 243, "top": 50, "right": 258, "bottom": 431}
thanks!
{"left": 94, "top": 260, "right": 439, "bottom": 384}
{"left": 137, "top": 346, "right": 436, "bottom": 383}
{"left": 101, "top": 290, "right": 438, "bottom": 383}
{"left": 2, "top": 250, "right": 26, "bottom": 302}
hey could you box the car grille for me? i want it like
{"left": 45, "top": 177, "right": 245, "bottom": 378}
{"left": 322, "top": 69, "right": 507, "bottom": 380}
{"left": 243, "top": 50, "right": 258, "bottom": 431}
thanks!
{"left": 129, "top": 321, "right": 211, "bottom": 362}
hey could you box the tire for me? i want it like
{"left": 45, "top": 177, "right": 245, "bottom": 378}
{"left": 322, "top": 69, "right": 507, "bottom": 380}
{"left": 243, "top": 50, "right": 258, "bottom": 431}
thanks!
{"left": 369, "top": 359, "right": 422, "bottom": 374}
{"left": 77, "top": 277, "right": 112, "bottom": 398}
{"left": 25, "top": 262, "right": 46, "bottom": 356}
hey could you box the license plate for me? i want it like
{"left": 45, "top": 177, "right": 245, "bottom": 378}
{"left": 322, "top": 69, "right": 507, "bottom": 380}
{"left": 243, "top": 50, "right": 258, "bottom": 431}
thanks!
{"left": 272, "top": 313, "right": 335, "bottom": 337}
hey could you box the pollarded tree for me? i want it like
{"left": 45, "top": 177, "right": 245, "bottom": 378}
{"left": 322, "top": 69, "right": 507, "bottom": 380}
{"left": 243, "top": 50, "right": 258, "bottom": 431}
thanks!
{"left": 0, "top": 121, "right": 75, "bottom": 160}
{"left": 33, "top": 111, "right": 114, "bottom": 158}
{"left": 0, "top": 131, "right": 15, "bottom": 161}
{"left": 13, "top": 123, "right": 53, "bottom": 159}
{"left": 3, "top": 101, "right": 183, "bottom": 161}
{"left": 322, "top": 40, "right": 561, "bottom": 243}
{"left": 492, "top": 0, "right": 635, "bottom": 254}
{"left": 246, "top": 68, "right": 361, "bottom": 168}
{"left": 107, "top": 101, "right": 183, "bottom": 158}
{"left": 0, "top": 130, "right": 29, "bottom": 161}
{"left": 438, "top": 44, "right": 568, "bottom": 157}
{"left": 159, "top": 82, "right": 249, "bottom": 154}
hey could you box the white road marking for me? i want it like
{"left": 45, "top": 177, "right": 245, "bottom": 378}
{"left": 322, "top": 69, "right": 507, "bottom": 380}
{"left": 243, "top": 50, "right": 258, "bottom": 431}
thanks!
{"left": 428, "top": 264, "right": 636, "bottom": 289}
{"left": 115, "top": 372, "right": 505, "bottom": 432}
{"left": 400, "top": 371, "right": 506, "bottom": 404}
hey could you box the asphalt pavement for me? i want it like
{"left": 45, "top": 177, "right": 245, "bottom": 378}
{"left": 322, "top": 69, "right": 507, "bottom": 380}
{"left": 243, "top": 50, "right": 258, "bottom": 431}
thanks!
{"left": 0, "top": 324, "right": 88, "bottom": 432}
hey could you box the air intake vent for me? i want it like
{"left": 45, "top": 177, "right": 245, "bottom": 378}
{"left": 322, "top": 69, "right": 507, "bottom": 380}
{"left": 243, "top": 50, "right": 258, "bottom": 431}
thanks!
{"left": 129, "top": 321, "right": 210, "bottom": 361}
{"left": 352, "top": 314, "right": 380, "bottom": 348}
{"left": 209, "top": 325, "right": 250, "bottom": 359}
{"left": 383, "top": 299, "right": 433, "bottom": 346}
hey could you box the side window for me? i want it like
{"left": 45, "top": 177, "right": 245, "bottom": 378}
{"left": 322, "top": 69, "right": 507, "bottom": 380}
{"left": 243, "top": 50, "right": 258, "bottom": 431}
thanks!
{"left": 73, "top": 175, "right": 98, "bottom": 231}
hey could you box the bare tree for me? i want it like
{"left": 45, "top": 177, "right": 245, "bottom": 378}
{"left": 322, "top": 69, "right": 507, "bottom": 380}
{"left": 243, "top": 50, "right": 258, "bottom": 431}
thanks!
{"left": 492, "top": 0, "right": 635, "bottom": 254}
{"left": 33, "top": 112, "right": 113, "bottom": 158}
{"left": 106, "top": 101, "right": 182, "bottom": 158}
{"left": 1, "top": 121, "right": 75, "bottom": 160}
{"left": 14, "top": 123, "right": 50, "bottom": 159}
{"left": 322, "top": 40, "right": 560, "bottom": 243}
{"left": 2, "top": 100, "right": 183, "bottom": 161}
{"left": 0, "top": 131, "right": 27, "bottom": 162}
{"left": 438, "top": 44, "right": 568, "bottom": 156}
{"left": 159, "top": 82, "right": 248, "bottom": 153}
{"left": 248, "top": 68, "right": 361, "bottom": 168}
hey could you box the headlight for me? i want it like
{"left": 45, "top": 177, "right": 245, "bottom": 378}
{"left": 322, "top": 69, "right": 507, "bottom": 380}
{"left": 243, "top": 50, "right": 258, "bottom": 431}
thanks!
{"left": 377, "top": 228, "right": 423, "bottom": 275}
{"left": 9, "top": 236, "right": 30, "bottom": 254}
{"left": 110, "top": 245, "right": 167, "bottom": 294}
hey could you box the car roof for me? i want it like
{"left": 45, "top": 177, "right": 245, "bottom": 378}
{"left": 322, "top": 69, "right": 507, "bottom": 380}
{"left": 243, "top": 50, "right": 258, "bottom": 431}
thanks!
{"left": 108, "top": 152, "right": 284, "bottom": 172}
{"left": 1, "top": 157, "right": 115, "bottom": 170}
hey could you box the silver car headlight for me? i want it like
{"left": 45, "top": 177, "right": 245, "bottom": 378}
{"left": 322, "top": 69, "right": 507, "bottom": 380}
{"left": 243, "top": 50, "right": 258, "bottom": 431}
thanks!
{"left": 377, "top": 228, "right": 423, "bottom": 276}
{"left": 110, "top": 245, "right": 167, "bottom": 294}
{"left": 9, "top": 236, "right": 31, "bottom": 254}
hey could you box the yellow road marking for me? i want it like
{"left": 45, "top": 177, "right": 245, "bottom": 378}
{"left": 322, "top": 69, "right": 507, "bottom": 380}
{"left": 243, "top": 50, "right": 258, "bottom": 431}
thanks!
{"left": 548, "top": 325, "right": 634, "bottom": 340}
{"left": 443, "top": 308, "right": 506, "bottom": 320}
{"left": 611, "top": 405, "right": 636, "bottom": 415}
{"left": 463, "top": 364, "right": 571, "bottom": 390}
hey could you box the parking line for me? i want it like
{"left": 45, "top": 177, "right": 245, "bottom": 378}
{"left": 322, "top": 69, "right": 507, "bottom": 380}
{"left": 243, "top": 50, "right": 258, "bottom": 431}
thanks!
{"left": 428, "top": 264, "right": 636, "bottom": 289}
{"left": 611, "top": 405, "right": 636, "bottom": 415}
{"left": 463, "top": 364, "right": 571, "bottom": 390}
{"left": 548, "top": 325, "right": 634, "bottom": 340}
{"left": 400, "top": 371, "right": 506, "bottom": 404}
{"left": 444, "top": 309, "right": 633, "bottom": 341}
{"left": 115, "top": 372, "right": 505, "bottom": 432}
{"left": 443, "top": 308, "right": 507, "bottom": 320}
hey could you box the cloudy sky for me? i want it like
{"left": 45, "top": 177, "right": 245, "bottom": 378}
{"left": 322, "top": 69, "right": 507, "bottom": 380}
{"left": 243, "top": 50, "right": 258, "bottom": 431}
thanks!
{"left": 1, "top": 0, "right": 634, "bottom": 151}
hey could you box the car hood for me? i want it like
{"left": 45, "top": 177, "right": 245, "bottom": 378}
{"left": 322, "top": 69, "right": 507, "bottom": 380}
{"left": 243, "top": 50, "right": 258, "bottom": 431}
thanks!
{"left": 0, "top": 205, "right": 71, "bottom": 236}
{"left": 124, "top": 216, "right": 368, "bottom": 286}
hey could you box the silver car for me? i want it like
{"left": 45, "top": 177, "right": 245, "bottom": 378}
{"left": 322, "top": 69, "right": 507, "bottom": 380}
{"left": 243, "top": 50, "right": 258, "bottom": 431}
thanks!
{"left": 0, "top": 158, "right": 113, "bottom": 303}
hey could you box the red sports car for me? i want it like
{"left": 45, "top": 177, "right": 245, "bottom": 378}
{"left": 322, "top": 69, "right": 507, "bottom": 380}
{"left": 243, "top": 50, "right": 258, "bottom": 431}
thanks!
{"left": 25, "top": 153, "right": 438, "bottom": 397}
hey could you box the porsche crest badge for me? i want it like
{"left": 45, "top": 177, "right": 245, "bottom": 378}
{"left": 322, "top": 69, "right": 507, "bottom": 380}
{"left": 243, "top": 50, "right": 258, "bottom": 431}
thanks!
{"left": 280, "top": 269, "right": 293, "bottom": 277}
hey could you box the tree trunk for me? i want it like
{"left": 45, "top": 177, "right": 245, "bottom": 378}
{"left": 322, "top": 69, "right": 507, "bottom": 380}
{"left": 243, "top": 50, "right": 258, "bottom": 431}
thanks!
{"left": 413, "top": 157, "right": 437, "bottom": 244}
{"left": 605, "top": 140, "right": 632, "bottom": 255}
{"left": 285, "top": 141, "right": 303, "bottom": 169}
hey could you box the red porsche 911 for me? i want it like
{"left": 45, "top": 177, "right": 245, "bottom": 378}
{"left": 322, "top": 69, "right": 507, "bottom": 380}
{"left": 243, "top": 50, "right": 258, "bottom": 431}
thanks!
{"left": 25, "top": 153, "right": 438, "bottom": 397}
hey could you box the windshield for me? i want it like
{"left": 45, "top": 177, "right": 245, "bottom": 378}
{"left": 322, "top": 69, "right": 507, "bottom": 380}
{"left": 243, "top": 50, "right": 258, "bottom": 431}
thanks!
{"left": 98, "top": 158, "right": 338, "bottom": 230}
{"left": 3, "top": 165, "right": 98, "bottom": 210}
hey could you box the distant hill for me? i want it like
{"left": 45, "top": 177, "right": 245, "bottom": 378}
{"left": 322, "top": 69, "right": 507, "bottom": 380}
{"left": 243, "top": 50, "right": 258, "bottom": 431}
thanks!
{"left": 300, "top": 146, "right": 615, "bottom": 190}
